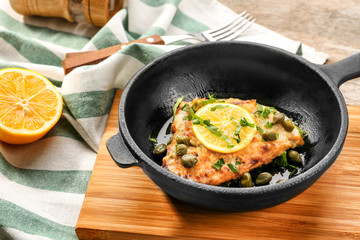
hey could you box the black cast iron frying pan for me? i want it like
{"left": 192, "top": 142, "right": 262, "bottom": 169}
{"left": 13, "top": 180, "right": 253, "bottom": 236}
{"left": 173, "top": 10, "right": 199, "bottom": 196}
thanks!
{"left": 106, "top": 42, "right": 360, "bottom": 211}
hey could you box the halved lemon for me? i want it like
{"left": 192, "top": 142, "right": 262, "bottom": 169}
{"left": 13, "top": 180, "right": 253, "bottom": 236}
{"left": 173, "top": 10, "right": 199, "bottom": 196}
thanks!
{"left": 0, "top": 68, "right": 63, "bottom": 144}
{"left": 193, "top": 103, "right": 256, "bottom": 153}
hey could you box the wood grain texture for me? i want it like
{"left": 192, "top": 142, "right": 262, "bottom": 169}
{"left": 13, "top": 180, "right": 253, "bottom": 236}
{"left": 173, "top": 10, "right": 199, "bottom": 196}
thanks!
{"left": 76, "top": 90, "right": 360, "bottom": 240}
{"left": 63, "top": 35, "right": 165, "bottom": 74}
{"left": 83, "top": 0, "right": 124, "bottom": 26}
{"left": 9, "top": 0, "right": 73, "bottom": 22}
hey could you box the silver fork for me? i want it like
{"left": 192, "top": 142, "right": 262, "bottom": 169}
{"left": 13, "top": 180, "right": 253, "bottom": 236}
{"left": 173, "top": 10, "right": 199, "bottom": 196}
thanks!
{"left": 163, "top": 11, "right": 255, "bottom": 44}
{"left": 63, "top": 12, "right": 255, "bottom": 74}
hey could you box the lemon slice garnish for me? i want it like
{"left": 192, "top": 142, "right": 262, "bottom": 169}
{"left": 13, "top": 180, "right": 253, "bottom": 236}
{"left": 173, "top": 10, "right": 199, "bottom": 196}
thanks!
{"left": 192, "top": 103, "right": 256, "bottom": 153}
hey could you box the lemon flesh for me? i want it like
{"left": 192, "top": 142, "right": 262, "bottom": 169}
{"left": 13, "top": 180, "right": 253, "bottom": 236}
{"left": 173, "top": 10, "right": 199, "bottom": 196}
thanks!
{"left": 192, "top": 103, "right": 256, "bottom": 153}
{"left": 0, "top": 68, "right": 63, "bottom": 144}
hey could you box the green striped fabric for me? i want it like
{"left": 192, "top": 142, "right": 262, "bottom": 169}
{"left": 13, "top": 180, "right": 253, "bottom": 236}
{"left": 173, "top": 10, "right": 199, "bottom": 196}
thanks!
{"left": 0, "top": 0, "right": 327, "bottom": 239}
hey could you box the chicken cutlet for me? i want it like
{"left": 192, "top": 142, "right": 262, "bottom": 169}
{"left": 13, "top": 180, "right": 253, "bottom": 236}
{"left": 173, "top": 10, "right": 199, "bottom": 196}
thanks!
{"left": 162, "top": 97, "right": 304, "bottom": 186}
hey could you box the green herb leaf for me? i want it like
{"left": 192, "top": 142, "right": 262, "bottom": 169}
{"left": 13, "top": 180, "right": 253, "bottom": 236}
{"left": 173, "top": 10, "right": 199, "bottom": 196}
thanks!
{"left": 202, "top": 94, "right": 217, "bottom": 106}
{"left": 213, "top": 158, "right": 225, "bottom": 170}
{"left": 289, "top": 166, "right": 298, "bottom": 177}
{"left": 230, "top": 116, "right": 242, "bottom": 140}
{"left": 257, "top": 126, "right": 264, "bottom": 134}
{"left": 233, "top": 136, "right": 240, "bottom": 143}
{"left": 295, "top": 125, "right": 307, "bottom": 138}
{"left": 173, "top": 96, "right": 184, "bottom": 119}
{"left": 148, "top": 134, "right": 157, "bottom": 144}
{"left": 210, "top": 105, "right": 228, "bottom": 111}
{"left": 240, "top": 117, "right": 255, "bottom": 128}
{"left": 228, "top": 163, "right": 239, "bottom": 173}
{"left": 262, "top": 107, "right": 271, "bottom": 118}
{"left": 192, "top": 119, "right": 200, "bottom": 125}
{"left": 182, "top": 103, "right": 190, "bottom": 112}
{"left": 296, "top": 42, "right": 303, "bottom": 56}
{"left": 265, "top": 121, "right": 274, "bottom": 129}
{"left": 255, "top": 104, "right": 276, "bottom": 119}
{"left": 235, "top": 160, "right": 242, "bottom": 166}
{"left": 274, "top": 153, "right": 287, "bottom": 167}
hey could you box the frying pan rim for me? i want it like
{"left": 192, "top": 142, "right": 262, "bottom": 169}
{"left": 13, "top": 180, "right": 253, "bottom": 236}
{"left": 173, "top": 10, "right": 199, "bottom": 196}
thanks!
{"left": 118, "top": 41, "right": 348, "bottom": 195}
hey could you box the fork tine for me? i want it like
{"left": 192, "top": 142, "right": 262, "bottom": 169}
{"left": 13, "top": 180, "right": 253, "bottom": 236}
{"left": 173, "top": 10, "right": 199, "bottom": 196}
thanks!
{"left": 207, "top": 11, "right": 247, "bottom": 34}
{"left": 214, "top": 17, "right": 255, "bottom": 41}
{"left": 211, "top": 13, "right": 251, "bottom": 38}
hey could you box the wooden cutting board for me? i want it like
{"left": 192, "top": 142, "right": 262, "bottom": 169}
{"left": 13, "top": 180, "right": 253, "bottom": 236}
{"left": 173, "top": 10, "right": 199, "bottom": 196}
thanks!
{"left": 76, "top": 90, "right": 360, "bottom": 240}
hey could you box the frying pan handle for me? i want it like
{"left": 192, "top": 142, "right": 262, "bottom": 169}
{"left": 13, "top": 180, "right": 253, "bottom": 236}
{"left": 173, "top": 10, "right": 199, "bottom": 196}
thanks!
{"left": 318, "top": 52, "right": 360, "bottom": 87}
{"left": 106, "top": 131, "right": 139, "bottom": 168}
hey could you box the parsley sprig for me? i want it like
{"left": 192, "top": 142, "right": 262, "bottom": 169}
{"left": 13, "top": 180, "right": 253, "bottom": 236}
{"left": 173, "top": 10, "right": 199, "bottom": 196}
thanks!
{"left": 255, "top": 104, "right": 276, "bottom": 119}
{"left": 265, "top": 121, "right": 274, "bottom": 129}
{"left": 173, "top": 96, "right": 184, "bottom": 119}
{"left": 230, "top": 117, "right": 242, "bottom": 143}
{"left": 230, "top": 116, "right": 255, "bottom": 143}
{"left": 213, "top": 158, "right": 225, "bottom": 170}
{"left": 296, "top": 125, "right": 307, "bottom": 138}
{"left": 227, "top": 163, "right": 239, "bottom": 173}
{"left": 273, "top": 153, "right": 297, "bottom": 177}
{"left": 148, "top": 134, "right": 157, "bottom": 144}
{"left": 210, "top": 105, "right": 228, "bottom": 111}
{"left": 202, "top": 94, "right": 224, "bottom": 106}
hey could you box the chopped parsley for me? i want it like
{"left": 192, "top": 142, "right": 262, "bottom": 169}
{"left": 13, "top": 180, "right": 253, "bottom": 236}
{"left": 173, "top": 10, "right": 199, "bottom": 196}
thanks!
{"left": 233, "top": 136, "right": 240, "bottom": 143}
{"left": 173, "top": 96, "right": 184, "bottom": 119}
{"left": 235, "top": 160, "right": 242, "bottom": 166}
{"left": 262, "top": 107, "right": 271, "bottom": 118}
{"left": 213, "top": 158, "right": 225, "bottom": 170}
{"left": 273, "top": 152, "right": 298, "bottom": 177}
{"left": 273, "top": 153, "right": 287, "bottom": 167}
{"left": 240, "top": 117, "right": 255, "bottom": 128}
{"left": 210, "top": 105, "right": 228, "bottom": 111}
{"left": 205, "top": 123, "right": 234, "bottom": 148}
{"left": 255, "top": 104, "right": 276, "bottom": 119}
{"left": 228, "top": 163, "right": 239, "bottom": 173}
{"left": 296, "top": 125, "right": 307, "bottom": 138}
{"left": 265, "top": 121, "right": 274, "bottom": 129}
{"left": 230, "top": 116, "right": 242, "bottom": 142}
{"left": 202, "top": 94, "right": 217, "bottom": 106}
{"left": 296, "top": 42, "right": 303, "bottom": 56}
{"left": 148, "top": 134, "right": 157, "bottom": 144}
{"left": 257, "top": 126, "right": 264, "bottom": 134}
{"left": 230, "top": 116, "right": 255, "bottom": 142}
{"left": 182, "top": 103, "right": 190, "bottom": 112}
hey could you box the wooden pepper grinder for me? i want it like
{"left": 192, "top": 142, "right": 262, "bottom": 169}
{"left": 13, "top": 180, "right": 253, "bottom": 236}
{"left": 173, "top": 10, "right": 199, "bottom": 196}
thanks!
{"left": 9, "top": 0, "right": 124, "bottom": 26}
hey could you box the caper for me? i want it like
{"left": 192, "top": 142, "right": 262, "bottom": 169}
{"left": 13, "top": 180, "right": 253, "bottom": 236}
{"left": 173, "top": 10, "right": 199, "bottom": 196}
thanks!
{"left": 154, "top": 144, "right": 167, "bottom": 155}
{"left": 288, "top": 150, "right": 302, "bottom": 163}
{"left": 189, "top": 139, "right": 198, "bottom": 147}
{"left": 175, "top": 144, "right": 187, "bottom": 156}
{"left": 191, "top": 99, "right": 203, "bottom": 112}
{"left": 255, "top": 172, "right": 272, "bottom": 185}
{"left": 240, "top": 172, "right": 253, "bottom": 188}
{"left": 262, "top": 131, "right": 278, "bottom": 141}
{"left": 176, "top": 135, "right": 190, "bottom": 146}
{"left": 282, "top": 118, "right": 295, "bottom": 132}
{"left": 181, "top": 154, "right": 198, "bottom": 168}
{"left": 273, "top": 113, "right": 285, "bottom": 124}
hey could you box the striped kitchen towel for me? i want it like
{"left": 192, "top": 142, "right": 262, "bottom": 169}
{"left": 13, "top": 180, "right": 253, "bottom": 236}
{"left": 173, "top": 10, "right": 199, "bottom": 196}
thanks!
{"left": 0, "top": 0, "right": 327, "bottom": 239}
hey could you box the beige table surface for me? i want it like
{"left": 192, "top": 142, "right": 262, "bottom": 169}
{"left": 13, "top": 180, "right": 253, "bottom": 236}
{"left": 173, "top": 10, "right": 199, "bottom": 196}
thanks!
{"left": 220, "top": 0, "right": 360, "bottom": 105}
